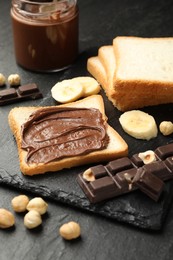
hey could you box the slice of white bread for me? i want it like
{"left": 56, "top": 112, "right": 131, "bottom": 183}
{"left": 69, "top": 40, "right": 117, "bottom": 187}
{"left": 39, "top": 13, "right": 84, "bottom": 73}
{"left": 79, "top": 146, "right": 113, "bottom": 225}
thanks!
{"left": 98, "top": 45, "right": 116, "bottom": 88}
{"left": 87, "top": 56, "right": 107, "bottom": 89}
{"left": 87, "top": 45, "right": 118, "bottom": 108}
{"left": 88, "top": 36, "right": 173, "bottom": 111}
{"left": 87, "top": 56, "right": 117, "bottom": 107}
{"left": 113, "top": 36, "right": 173, "bottom": 111}
{"left": 8, "top": 95, "right": 128, "bottom": 176}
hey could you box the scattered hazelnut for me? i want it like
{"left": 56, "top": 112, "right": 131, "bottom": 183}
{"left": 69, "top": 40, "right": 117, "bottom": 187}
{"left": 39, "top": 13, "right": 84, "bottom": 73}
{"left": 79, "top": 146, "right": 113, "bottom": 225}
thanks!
{"left": 159, "top": 121, "right": 173, "bottom": 136}
{"left": 24, "top": 210, "right": 42, "bottom": 229}
{"left": 138, "top": 150, "right": 156, "bottom": 164}
{"left": 59, "top": 221, "right": 81, "bottom": 240}
{"left": 8, "top": 74, "right": 21, "bottom": 86}
{"left": 11, "top": 195, "right": 29, "bottom": 213}
{"left": 83, "top": 168, "right": 95, "bottom": 182}
{"left": 0, "top": 73, "right": 6, "bottom": 86}
{"left": 26, "top": 197, "right": 48, "bottom": 215}
{"left": 0, "top": 208, "right": 15, "bottom": 229}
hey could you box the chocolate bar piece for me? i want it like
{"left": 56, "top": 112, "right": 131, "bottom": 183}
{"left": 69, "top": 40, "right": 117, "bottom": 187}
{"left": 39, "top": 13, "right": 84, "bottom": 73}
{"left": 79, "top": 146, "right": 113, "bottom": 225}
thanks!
{"left": 77, "top": 143, "right": 173, "bottom": 203}
{"left": 155, "top": 143, "right": 173, "bottom": 160}
{"left": 107, "top": 157, "right": 133, "bottom": 174}
{"left": 132, "top": 168, "right": 164, "bottom": 202}
{"left": 0, "top": 88, "right": 18, "bottom": 100}
{"left": 0, "top": 83, "right": 43, "bottom": 105}
{"left": 143, "top": 161, "right": 172, "bottom": 181}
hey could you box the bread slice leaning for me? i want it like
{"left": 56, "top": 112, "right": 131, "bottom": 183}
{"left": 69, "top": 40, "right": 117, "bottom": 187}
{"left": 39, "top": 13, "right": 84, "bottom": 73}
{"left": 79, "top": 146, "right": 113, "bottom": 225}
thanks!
{"left": 113, "top": 36, "right": 173, "bottom": 111}
{"left": 8, "top": 95, "right": 128, "bottom": 175}
{"left": 87, "top": 56, "right": 107, "bottom": 89}
{"left": 98, "top": 45, "right": 116, "bottom": 88}
{"left": 87, "top": 56, "right": 117, "bottom": 107}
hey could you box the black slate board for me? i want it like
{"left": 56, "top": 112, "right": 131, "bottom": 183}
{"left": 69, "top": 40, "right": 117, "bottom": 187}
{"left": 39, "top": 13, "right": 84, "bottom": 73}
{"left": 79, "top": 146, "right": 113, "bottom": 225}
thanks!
{"left": 1, "top": 49, "right": 173, "bottom": 231}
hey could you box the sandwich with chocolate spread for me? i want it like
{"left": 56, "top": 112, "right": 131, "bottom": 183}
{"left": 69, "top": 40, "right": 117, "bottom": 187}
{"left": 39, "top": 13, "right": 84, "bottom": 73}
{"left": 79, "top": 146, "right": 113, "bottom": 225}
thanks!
{"left": 8, "top": 95, "right": 128, "bottom": 175}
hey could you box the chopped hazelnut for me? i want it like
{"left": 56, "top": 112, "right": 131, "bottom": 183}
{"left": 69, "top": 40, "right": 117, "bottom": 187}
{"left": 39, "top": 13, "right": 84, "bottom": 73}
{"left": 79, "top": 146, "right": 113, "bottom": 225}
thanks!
{"left": 138, "top": 150, "right": 156, "bottom": 164}
{"left": 83, "top": 168, "right": 95, "bottom": 182}
{"left": 124, "top": 173, "right": 133, "bottom": 190}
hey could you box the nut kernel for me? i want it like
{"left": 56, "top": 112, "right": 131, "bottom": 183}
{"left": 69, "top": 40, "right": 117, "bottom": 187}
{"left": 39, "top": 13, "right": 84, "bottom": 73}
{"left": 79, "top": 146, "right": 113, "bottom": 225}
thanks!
{"left": 26, "top": 197, "right": 48, "bottom": 215}
{"left": 24, "top": 210, "right": 42, "bottom": 229}
{"left": 159, "top": 121, "right": 173, "bottom": 136}
{"left": 0, "top": 73, "right": 6, "bottom": 86}
{"left": 11, "top": 195, "right": 29, "bottom": 213}
{"left": 138, "top": 150, "right": 156, "bottom": 164}
{"left": 8, "top": 74, "right": 21, "bottom": 86}
{"left": 59, "top": 221, "right": 81, "bottom": 240}
{"left": 83, "top": 168, "right": 95, "bottom": 182}
{"left": 124, "top": 173, "right": 133, "bottom": 190}
{"left": 0, "top": 208, "right": 15, "bottom": 229}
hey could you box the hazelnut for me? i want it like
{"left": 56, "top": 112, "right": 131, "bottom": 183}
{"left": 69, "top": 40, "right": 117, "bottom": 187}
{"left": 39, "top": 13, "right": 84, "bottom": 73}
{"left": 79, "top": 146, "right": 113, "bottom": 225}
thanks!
{"left": 59, "top": 221, "right": 81, "bottom": 240}
{"left": 138, "top": 150, "right": 156, "bottom": 164}
{"left": 124, "top": 173, "right": 133, "bottom": 190}
{"left": 8, "top": 74, "right": 21, "bottom": 86}
{"left": 26, "top": 197, "right": 48, "bottom": 215}
{"left": 24, "top": 210, "right": 42, "bottom": 229}
{"left": 0, "top": 73, "right": 6, "bottom": 86}
{"left": 0, "top": 208, "right": 15, "bottom": 229}
{"left": 159, "top": 121, "right": 173, "bottom": 136}
{"left": 83, "top": 168, "right": 95, "bottom": 182}
{"left": 11, "top": 195, "right": 29, "bottom": 213}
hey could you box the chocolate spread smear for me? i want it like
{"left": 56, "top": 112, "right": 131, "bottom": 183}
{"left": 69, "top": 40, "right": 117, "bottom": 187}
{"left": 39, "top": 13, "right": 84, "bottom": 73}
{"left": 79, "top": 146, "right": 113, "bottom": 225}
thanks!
{"left": 21, "top": 107, "right": 109, "bottom": 164}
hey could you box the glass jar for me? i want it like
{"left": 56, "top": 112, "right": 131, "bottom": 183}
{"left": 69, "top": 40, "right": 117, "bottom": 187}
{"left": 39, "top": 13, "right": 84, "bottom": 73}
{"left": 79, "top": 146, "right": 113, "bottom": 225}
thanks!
{"left": 11, "top": 0, "right": 79, "bottom": 72}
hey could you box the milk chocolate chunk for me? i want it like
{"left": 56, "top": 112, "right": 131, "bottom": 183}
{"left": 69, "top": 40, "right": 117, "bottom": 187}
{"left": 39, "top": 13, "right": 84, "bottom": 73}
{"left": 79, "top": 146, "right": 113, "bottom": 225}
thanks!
{"left": 0, "top": 88, "right": 18, "bottom": 100}
{"left": 143, "top": 161, "right": 172, "bottom": 181}
{"left": 90, "top": 165, "right": 107, "bottom": 179}
{"left": 107, "top": 157, "right": 133, "bottom": 174}
{"left": 77, "top": 143, "right": 173, "bottom": 204}
{"left": 77, "top": 165, "right": 138, "bottom": 203}
{"left": 155, "top": 143, "right": 173, "bottom": 160}
{"left": 164, "top": 157, "right": 173, "bottom": 172}
{"left": 131, "top": 154, "right": 144, "bottom": 167}
{"left": 89, "top": 176, "right": 115, "bottom": 195}
{"left": 18, "top": 83, "right": 39, "bottom": 95}
{"left": 114, "top": 168, "right": 138, "bottom": 191}
{"left": 133, "top": 168, "right": 164, "bottom": 201}
{"left": 0, "top": 83, "right": 43, "bottom": 105}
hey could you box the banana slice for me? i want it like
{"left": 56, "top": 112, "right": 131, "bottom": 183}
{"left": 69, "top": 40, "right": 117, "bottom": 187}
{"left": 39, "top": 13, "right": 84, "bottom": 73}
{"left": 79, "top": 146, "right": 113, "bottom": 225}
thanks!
{"left": 119, "top": 110, "right": 158, "bottom": 140}
{"left": 51, "top": 80, "right": 84, "bottom": 103}
{"left": 71, "top": 76, "right": 100, "bottom": 96}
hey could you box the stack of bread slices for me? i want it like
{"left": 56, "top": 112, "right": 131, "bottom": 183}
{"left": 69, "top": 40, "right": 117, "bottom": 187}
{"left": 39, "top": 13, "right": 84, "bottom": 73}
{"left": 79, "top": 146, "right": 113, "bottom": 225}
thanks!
{"left": 87, "top": 36, "right": 173, "bottom": 111}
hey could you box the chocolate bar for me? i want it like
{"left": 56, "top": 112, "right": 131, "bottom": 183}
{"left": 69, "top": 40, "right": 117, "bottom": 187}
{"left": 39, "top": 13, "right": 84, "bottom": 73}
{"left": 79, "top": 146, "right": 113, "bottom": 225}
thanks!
{"left": 77, "top": 143, "right": 173, "bottom": 203}
{"left": 132, "top": 168, "right": 164, "bottom": 201}
{"left": 0, "top": 83, "right": 43, "bottom": 105}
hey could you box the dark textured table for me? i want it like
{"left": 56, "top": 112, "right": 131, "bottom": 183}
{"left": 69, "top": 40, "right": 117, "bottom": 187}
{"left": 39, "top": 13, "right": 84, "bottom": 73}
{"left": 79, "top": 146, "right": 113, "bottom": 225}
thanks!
{"left": 1, "top": 0, "right": 173, "bottom": 259}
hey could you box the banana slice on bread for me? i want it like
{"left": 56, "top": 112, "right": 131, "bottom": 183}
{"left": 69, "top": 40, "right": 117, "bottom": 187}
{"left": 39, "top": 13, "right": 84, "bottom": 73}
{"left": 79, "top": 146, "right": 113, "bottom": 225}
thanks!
{"left": 119, "top": 110, "right": 158, "bottom": 140}
{"left": 51, "top": 77, "right": 100, "bottom": 103}
{"left": 51, "top": 80, "right": 84, "bottom": 103}
{"left": 72, "top": 77, "right": 101, "bottom": 97}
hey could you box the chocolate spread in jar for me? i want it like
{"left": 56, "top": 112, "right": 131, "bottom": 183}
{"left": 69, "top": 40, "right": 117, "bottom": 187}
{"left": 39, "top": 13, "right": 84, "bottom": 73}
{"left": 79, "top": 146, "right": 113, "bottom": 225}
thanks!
{"left": 21, "top": 107, "right": 109, "bottom": 165}
{"left": 11, "top": 1, "right": 78, "bottom": 72}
